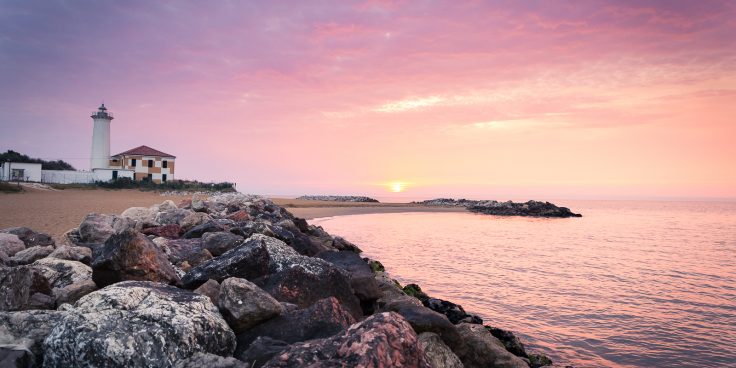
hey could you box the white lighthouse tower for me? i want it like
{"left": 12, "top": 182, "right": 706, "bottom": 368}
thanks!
{"left": 90, "top": 104, "right": 113, "bottom": 170}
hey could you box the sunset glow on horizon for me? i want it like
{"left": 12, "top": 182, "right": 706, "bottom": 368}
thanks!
{"left": 1, "top": 1, "right": 735, "bottom": 199}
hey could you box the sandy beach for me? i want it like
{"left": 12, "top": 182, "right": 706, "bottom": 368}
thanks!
{"left": 0, "top": 188, "right": 461, "bottom": 241}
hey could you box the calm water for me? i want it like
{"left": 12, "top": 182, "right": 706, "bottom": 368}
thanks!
{"left": 312, "top": 201, "right": 736, "bottom": 368}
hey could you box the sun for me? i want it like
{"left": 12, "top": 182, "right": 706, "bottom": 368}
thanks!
{"left": 390, "top": 182, "right": 406, "bottom": 193}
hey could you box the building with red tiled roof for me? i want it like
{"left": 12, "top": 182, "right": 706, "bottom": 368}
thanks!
{"left": 109, "top": 144, "right": 176, "bottom": 183}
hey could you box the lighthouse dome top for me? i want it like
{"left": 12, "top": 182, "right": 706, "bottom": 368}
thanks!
{"left": 91, "top": 103, "right": 113, "bottom": 120}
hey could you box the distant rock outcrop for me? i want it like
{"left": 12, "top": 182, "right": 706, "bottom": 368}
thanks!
{"left": 415, "top": 198, "right": 582, "bottom": 217}
{"left": 296, "top": 195, "right": 379, "bottom": 203}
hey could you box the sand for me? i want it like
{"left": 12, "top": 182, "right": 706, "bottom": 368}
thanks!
{"left": 0, "top": 188, "right": 462, "bottom": 241}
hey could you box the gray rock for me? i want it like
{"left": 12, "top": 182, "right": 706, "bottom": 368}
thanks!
{"left": 0, "top": 309, "right": 68, "bottom": 365}
{"left": 0, "top": 266, "right": 53, "bottom": 311}
{"left": 0, "top": 227, "right": 54, "bottom": 247}
{"left": 455, "top": 323, "right": 529, "bottom": 368}
{"left": 156, "top": 200, "right": 179, "bottom": 212}
{"left": 183, "top": 221, "right": 226, "bottom": 239}
{"left": 385, "top": 301, "right": 465, "bottom": 354}
{"left": 48, "top": 245, "right": 92, "bottom": 265}
{"left": 237, "top": 337, "right": 289, "bottom": 368}
{"left": 0, "top": 233, "right": 25, "bottom": 257}
{"left": 218, "top": 277, "right": 282, "bottom": 333}
{"left": 194, "top": 279, "right": 220, "bottom": 305}
{"left": 53, "top": 279, "right": 98, "bottom": 305}
{"left": 155, "top": 238, "right": 212, "bottom": 270}
{"left": 0, "top": 250, "right": 8, "bottom": 267}
{"left": 91, "top": 228, "right": 180, "bottom": 288}
{"left": 43, "top": 281, "right": 236, "bottom": 367}
{"left": 180, "top": 212, "right": 213, "bottom": 232}
{"left": 181, "top": 235, "right": 270, "bottom": 289}
{"left": 235, "top": 296, "right": 355, "bottom": 355}
{"left": 0, "top": 348, "right": 33, "bottom": 367}
{"left": 262, "top": 312, "right": 430, "bottom": 367}
{"left": 9, "top": 245, "right": 54, "bottom": 265}
{"left": 121, "top": 206, "right": 159, "bottom": 228}
{"left": 317, "top": 250, "right": 381, "bottom": 311}
{"left": 156, "top": 209, "right": 194, "bottom": 226}
{"left": 78, "top": 213, "right": 133, "bottom": 244}
{"left": 174, "top": 352, "right": 248, "bottom": 368}
{"left": 418, "top": 332, "right": 464, "bottom": 368}
{"left": 202, "top": 232, "right": 244, "bottom": 256}
{"left": 32, "top": 258, "right": 92, "bottom": 289}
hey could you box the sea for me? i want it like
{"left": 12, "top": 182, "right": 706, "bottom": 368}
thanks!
{"left": 311, "top": 200, "right": 736, "bottom": 368}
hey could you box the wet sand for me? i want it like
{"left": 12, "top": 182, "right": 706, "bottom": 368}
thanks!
{"left": 0, "top": 189, "right": 462, "bottom": 241}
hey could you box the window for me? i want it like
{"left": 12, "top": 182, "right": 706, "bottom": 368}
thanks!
{"left": 148, "top": 160, "right": 153, "bottom": 168}
{"left": 162, "top": 160, "right": 168, "bottom": 168}
{"left": 162, "top": 174, "right": 167, "bottom": 182}
{"left": 131, "top": 159, "right": 136, "bottom": 167}
{"left": 11, "top": 169, "right": 25, "bottom": 180}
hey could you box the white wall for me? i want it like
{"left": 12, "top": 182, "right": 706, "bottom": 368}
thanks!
{"left": 93, "top": 169, "right": 134, "bottom": 181}
{"left": 1, "top": 162, "right": 42, "bottom": 182}
{"left": 41, "top": 170, "right": 96, "bottom": 184}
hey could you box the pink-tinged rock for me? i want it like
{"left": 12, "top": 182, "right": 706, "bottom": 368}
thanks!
{"left": 227, "top": 210, "right": 251, "bottom": 222}
{"left": 142, "top": 224, "right": 182, "bottom": 239}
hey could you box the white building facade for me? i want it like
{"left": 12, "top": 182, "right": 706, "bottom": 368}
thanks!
{"left": 0, "top": 162, "right": 42, "bottom": 182}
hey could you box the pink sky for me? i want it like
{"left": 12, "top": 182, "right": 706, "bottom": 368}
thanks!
{"left": 1, "top": 1, "right": 734, "bottom": 199}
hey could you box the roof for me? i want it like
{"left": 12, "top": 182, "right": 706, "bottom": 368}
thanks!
{"left": 112, "top": 145, "right": 176, "bottom": 158}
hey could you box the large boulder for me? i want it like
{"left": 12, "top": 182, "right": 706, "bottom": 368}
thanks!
{"left": 237, "top": 337, "right": 290, "bottom": 368}
{"left": 54, "top": 279, "right": 98, "bottom": 306}
{"left": 235, "top": 296, "right": 355, "bottom": 357}
{"left": 183, "top": 221, "right": 226, "bottom": 239}
{"left": 156, "top": 209, "right": 194, "bottom": 226}
{"left": 418, "top": 332, "right": 464, "bottom": 368}
{"left": 180, "top": 212, "right": 213, "bottom": 232}
{"left": 8, "top": 245, "right": 54, "bottom": 265}
{"left": 487, "top": 326, "right": 528, "bottom": 358}
{"left": 0, "top": 227, "right": 54, "bottom": 247}
{"left": 32, "top": 258, "right": 92, "bottom": 289}
{"left": 78, "top": 213, "right": 133, "bottom": 244}
{"left": 48, "top": 245, "right": 92, "bottom": 264}
{"left": 0, "top": 233, "right": 26, "bottom": 257}
{"left": 202, "top": 232, "right": 244, "bottom": 256}
{"left": 181, "top": 236, "right": 270, "bottom": 289}
{"left": 43, "top": 281, "right": 237, "bottom": 367}
{"left": 91, "top": 228, "right": 180, "bottom": 288}
{"left": 154, "top": 238, "right": 212, "bottom": 270}
{"left": 0, "top": 310, "right": 69, "bottom": 366}
{"left": 0, "top": 266, "right": 54, "bottom": 311}
{"left": 385, "top": 301, "right": 465, "bottom": 354}
{"left": 0, "top": 250, "right": 8, "bottom": 267}
{"left": 194, "top": 279, "right": 220, "bottom": 305}
{"left": 455, "top": 323, "right": 530, "bottom": 368}
{"left": 316, "top": 250, "right": 381, "bottom": 312}
{"left": 424, "top": 297, "right": 483, "bottom": 324}
{"left": 262, "top": 312, "right": 430, "bottom": 367}
{"left": 121, "top": 206, "right": 159, "bottom": 228}
{"left": 218, "top": 277, "right": 282, "bottom": 333}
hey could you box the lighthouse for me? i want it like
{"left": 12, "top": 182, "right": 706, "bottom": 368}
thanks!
{"left": 90, "top": 104, "right": 113, "bottom": 170}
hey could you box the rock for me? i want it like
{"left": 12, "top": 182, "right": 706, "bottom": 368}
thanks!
{"left": 295, "top": 195, "right": 379, "bottom": 203}
{"left": 53, "top": 279, "right": 98, "bottom": 305}
{"left": 0, "top": 233, "right": 25, "bottom": 257}
{"left": 487, "top": 326, "right": 528, "bottom": 358}
{"left": 155, "top": 238, "right": 212, "bottom": 269}
{"left": 425, "top": 297, "right": 483, "bottom": 324}
{"left": 183, "top": 221, "right": 226, "bottom": 239}
{"left": 43, "top": 281, "right": 236, "bottom": 367}
{"left": 194, "top": 279, "right": 220, "bottom": 305}
{"left": 226, "top": 210, "right": 250, "bottom": 222}
{"left": 528, "top": 353, "right": 554, "bottom": 367}
{"left": 174, "top": 352, "right": 248, "bottom": 368}
{"left": 374, "top": 272, "right": 423, "bottom": 311}
{"left": 0, "top": 309, "right": 69, "bottom": 365}
{"left": 331, "top": 236, "right": 362, "bottom": 252}
{"left": 218, "top": 277, "right": 282, "bottom": 333}
{"left": 403, "top": 283, "right": 430, "bottom": 301}
{"left": 0, "top": 250, "right": 8, "bottom": 267}
{"left": 8, "top": 245, "right": 53, "bottom": 265}
{"left": 121, "top": 206, "right": 159, "bottom": 227}
{"left": 317, "top": 250, "right": 381, "bottom": 313}
{"left": 202, "top": 232, "right": 244, "bottom": 256}
{"left": 0, "top": 266, "right": 53, "bottom": 311}
{"left": 262, "top": 312, "right": 430, "bottom": 367}
{"left": 237, "top": 337, "right": 289, "bottom": 368}
{"left": 0, "top": 348, "right": 33, "bottom": 367}
{"left": 455, "top": 323, "right": 529, "bottom": 368}
{"left": 235, "top": 296, "right": 355, "bottom": 356}
{"left": 181, "top": 235, "right": 270, "bottom": 289}
{"left": 91, "top": 228, "right": 180, "bottom": 288}
{"left": 418, "top": 332, "right": 464, "bottom": 368}
{"left": 365, "top": 258, "right": 385, "bottom": 272}
{"left": 156, "top": 209, "right": 194, "bottom": 226}
{"left": 190, "top": 196, "right": 208, "bottom": 213}
{"left": 157, "top": 200, "right": 179, "bottom": 212}
{"left": 78, "top": 213, "right": 133, "bottom": 244}
{"left": 143, "top": 224, "right": 182, "bottom": 238}
{"left": 48, "top": 245, "right": 92, "bottom": 264}
{"left": 32, "top": 258, "right": 92, "bottom": 289}
{"left": 385, "top": 302, "right": 465, "bottom": 354}
{"left": 180, "top": 212, "right": 213, "bottom": 232}
{"left": 0, "top": 227, "right": 54, "bottom": 247}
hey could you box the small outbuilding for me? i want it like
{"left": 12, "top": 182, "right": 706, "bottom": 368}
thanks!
{"left": 0, "top": 162, "right": 42, "bottom": 182}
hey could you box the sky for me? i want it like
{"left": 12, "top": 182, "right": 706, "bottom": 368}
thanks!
{"left": 1, "top": 0, "right": 735, "bottom": 200}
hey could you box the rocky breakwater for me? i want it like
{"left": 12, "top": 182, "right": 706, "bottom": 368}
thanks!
{"left": 0, "top": 193, "right": 558, "bottom": 367}
{"left": 415, "top": 198, "right": 582, "bottom": 218}
{"left": 297, "top": 195, "right": 380, "bottom": 203}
